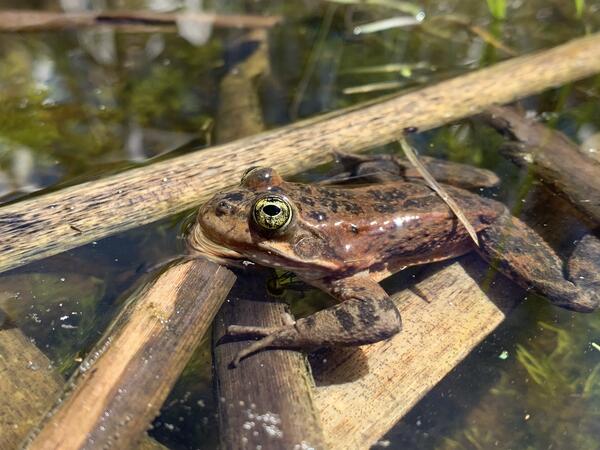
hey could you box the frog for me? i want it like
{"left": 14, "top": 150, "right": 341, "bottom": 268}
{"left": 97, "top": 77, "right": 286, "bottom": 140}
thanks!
{"left": 187, "top": 158, "right": 600, "bottom": 366}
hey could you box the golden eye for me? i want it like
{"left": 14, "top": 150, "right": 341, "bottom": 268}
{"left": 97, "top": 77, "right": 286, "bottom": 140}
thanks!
{"left": 252, "top": 196, "right": 293, "bottom": 232}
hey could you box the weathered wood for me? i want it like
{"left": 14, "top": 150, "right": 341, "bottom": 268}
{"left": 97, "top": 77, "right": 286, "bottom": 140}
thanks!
{"left": 24, "top": 259, "right": 235, "bottom": 450}
{"left": 0, "top": 325, "right": 167, "bottom": 450}
{"left": 212, "top": 30, "right": 325, "bottom": 449}
{"left": 0, "top": 327, "right": 63, "bottom": 449}
{"left": 213, "top": 269, "right": 325, "bottom": 450}
{"left": 2, "top": 33, "right": 600, "bottom": 274}
{"left": 0, "top": 10, "right": 281, "bottom": 32}
{"left": 313, "top": 256, "right": 522, "bottom": 449}
{"left": 481, "top": 104, "right": 600, "bottom": 223}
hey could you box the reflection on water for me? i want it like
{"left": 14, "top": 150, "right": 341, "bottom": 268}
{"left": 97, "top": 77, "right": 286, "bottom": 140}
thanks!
{"left": 0, "top": 0, "right": 599, "bottom": 449}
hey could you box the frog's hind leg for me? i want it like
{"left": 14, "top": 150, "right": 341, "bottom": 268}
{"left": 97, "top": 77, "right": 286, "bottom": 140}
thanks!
{"left": 226, "top": 274, "right": 402, "bottom": 366}
{"left": 329, "top": 152, "right": 499, "bottom": 189}
{"left": 478, "top": 212, "right": 600, "bottom": 312}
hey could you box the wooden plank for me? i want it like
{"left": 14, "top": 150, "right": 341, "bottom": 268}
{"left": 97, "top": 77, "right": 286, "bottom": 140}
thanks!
{"left": 24, "top": 260, "right": 235, "bottom": 450}
{"left": 0, "top": 327, "right": 64, "bottom": 449}
{"left": 213, "top": 269, "right": 325, "bottom": 450}
{"left": 313, "top": 256, "right": 522, "bottom": 449}
{"left": 1, "top": 33, "right": 600, "bottom": 274}
{"left": 0, "top": 326, "right": 167, "bottom": 450}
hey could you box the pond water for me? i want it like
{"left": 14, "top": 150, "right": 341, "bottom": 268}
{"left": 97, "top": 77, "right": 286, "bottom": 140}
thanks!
{"left": 0, "top": 0, "right": 599, "bottom": 449}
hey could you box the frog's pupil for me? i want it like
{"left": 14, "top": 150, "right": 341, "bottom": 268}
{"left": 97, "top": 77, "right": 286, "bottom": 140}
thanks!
{"left": 263, "top": 204, "right": 281, "bottom": 216}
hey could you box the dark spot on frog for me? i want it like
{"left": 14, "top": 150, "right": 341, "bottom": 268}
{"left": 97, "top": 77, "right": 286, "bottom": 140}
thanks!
{"left": 402, "top": 197, "right": 437, "bottom": 209}
{"left": 370, "top": 262, "right": 386, "bottom": 273}
{"left": 374, "top": 203, "right": 397, "bottom": 213}
{"left": 368, "top": 188, "right": 407, "bottom": 202}
{"left": 358, "top": 301, "right": 378, "bottom": 326}
{"left": 343, "top": 202, "right": 363, "bottom": 214}
{"left": 308, "top": 211, "right": 328, "bottom": 222}
{"left": 334, "top": 308, "right": 355, "bottom": 332}
{"left": 300, "top": 196, "right": 315, "bottom": 206}
{"left": 350, "top": 224, "right": 359, "bottom": 234}
{"left": 224, "top": 192, "right": 244, "bottom": 202}
{"left": 380, "top": 297, "right": 397, "bottom": 311}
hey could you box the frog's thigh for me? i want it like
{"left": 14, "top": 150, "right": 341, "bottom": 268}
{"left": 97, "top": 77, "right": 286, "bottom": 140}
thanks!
{"left": 295, "top": 274, "right": 402, "bottom": 346}
{"left": 478, "top": 213, "right": 599, "bottom": 312}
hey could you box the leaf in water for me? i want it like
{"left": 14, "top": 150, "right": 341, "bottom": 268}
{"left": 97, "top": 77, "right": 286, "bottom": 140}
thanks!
{"left": 353, "top": 15, "right": 423, "bottom": 35}
{"left": 399, "top": 137, "right": 479, "bottom": 247}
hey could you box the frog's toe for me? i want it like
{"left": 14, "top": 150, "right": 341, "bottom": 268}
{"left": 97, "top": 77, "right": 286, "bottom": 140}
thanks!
{"left": 229, "top": 325, "right": 300, "bottom": 367}
{"left": 227, "top": 324, "right": 280, "bottom": 337}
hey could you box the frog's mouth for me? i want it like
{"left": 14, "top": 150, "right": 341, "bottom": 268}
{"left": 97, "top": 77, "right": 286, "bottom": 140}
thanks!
{"left": 186, "top": 221, "right": 248, "bottom": 267}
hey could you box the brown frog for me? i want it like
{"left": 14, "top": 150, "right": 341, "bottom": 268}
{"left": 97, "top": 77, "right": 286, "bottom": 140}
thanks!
{"left": 188, "top": 161, "right": 600, "bottom": 365}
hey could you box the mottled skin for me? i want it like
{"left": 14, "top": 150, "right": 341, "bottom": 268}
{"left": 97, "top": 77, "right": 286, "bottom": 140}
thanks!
{"left": 189, "top": 166, "right": 600, "bottom": 365}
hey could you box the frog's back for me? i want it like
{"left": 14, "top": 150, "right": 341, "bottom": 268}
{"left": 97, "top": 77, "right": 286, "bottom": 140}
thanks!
{"left": 286, "top": 180, "right": 505, "bottom": 277}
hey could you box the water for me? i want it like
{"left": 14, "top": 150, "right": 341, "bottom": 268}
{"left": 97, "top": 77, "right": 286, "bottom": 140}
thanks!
{"left": 0, "top": 1, "right": 599, "bottom": 449}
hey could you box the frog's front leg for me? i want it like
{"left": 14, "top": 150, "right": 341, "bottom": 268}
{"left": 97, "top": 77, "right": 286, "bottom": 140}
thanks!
{"left": 478, "top": 212, "right": 600, "bottom": 312}
{"left": 226, "top": 273, "right": 402, "bottom": 366}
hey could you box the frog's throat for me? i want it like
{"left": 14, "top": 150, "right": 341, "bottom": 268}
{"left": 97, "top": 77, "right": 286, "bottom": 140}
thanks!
{"left": 186, "top": 222, "right": 245, "bottom": 266}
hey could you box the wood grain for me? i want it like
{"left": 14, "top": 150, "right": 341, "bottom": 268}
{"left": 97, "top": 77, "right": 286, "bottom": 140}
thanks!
{"left": 0, "top": 325, "right": 167, "bottom": 450}
{"left": 1, "top": 33, "right": 600, "bottom": 274}
{"left": 24, "top": 259, "right": 235, "bottom": 450}
{"left": 313, "top": 256, "right": 522, "bottom": 450}
{"left": 213, "top": 269, "right": 325, "bottom": 450}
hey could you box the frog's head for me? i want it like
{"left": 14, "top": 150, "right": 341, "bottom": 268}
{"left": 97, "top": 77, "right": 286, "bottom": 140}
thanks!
{"left": 188, "top": 167, "right": 340, "bottom": 277}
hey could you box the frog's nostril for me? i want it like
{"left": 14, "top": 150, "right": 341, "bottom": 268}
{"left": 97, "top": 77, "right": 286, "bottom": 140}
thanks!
{"left": 216, "top": 201, "right": 232, "bottom": 216}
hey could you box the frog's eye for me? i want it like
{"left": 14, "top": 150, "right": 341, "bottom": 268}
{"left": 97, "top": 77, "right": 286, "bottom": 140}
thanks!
{"left": 252, "top": 195, "right": 293, "bottom": 232}
{"left": 241, "top": 167, "right": 283, "bottom": 189}
{"left": 241, "top": 166, "right": 259, "bottom": 181}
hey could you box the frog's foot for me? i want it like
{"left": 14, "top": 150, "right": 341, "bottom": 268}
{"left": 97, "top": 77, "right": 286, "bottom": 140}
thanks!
{"left": 226, "top": 274, "right": 402, "bottom": 367}
{"left": 479, "top": 213, "right": 600, "bottom": 313}
{"left": 226, "top": 324, "right": 303, "bottom": 367}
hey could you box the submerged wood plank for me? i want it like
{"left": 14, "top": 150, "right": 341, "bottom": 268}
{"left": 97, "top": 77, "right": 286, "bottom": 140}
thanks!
{"left": 24, "top": 259, "right": 235, "bottom": 450}
{"left": 313, "top": 256, "right": 521, "bottom": 450}
{"left": 1, "top": 33, "right": 600, "bottom": 274}
{"left": 0, "top": 327, "right": 63, "bottom": 449}
{"left": 481, "top": 105, "right": 600, "bottom": 223}
{"left": 0, "top": 326, "right": 167, "bottom": 450}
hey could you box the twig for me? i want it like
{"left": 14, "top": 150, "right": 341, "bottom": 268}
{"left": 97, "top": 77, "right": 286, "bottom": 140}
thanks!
{"left": 399, "top": 137, "right": 479, "bottom": 246}
{"left": 23, "top": 259, "right": 235, "bottom": 450}
{"left": 0, "top": 10, "right": 281, "bottom": 32}
{"left": 1, "top": 33, "right": 600, "bottom": 274}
